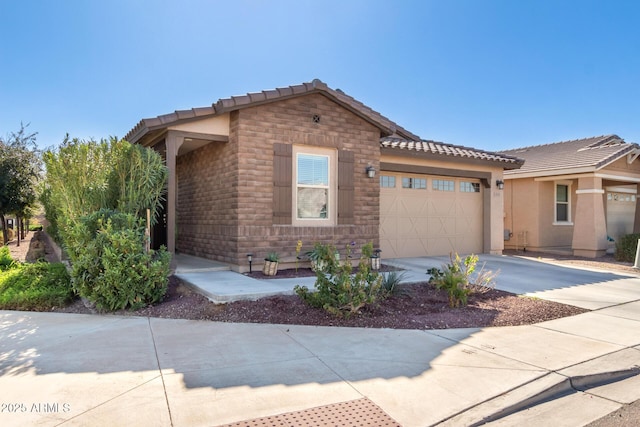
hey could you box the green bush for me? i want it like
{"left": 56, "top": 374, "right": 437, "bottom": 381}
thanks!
{"left": 28, "top": 224, "right": 43, "bottom": 231}
{"left": 615, "top": 233, "right": 640, "bottom": 262}
{"left": 66, "top": 209, "right": 170, "bottom": 311}
{"left": 428, "top": 253, "right": 498, "bottom": 308}
{"left": 381, "top": 270, "right": 407, "bottom": 295}
{"left": 295, "top": 242, "right": 383, "bottom": 318}
{"left": 0, "top": 262, "right": 73, "bottom": 311}
{"left": 0, "top": 246, "right": 15, "bottom": 271}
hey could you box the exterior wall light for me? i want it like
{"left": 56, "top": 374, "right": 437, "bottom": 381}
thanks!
{"left": 247, "top": 253, "right": 253, "bottom": 273}
{"left": 366, "top": 166, "right": 376, "bottom": 178}
{"left": 371, "top": 248, "right": 382, "bottom": 270}
{"left": 496, "top": 180, "right": 505, "bottom": 190}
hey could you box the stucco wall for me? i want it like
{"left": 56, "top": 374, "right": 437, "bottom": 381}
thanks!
{"left": 503, "top": 178, "right": 576, "bottom": 250}
{"left": 538, "top": 180, "right": 576, "bottom": 248}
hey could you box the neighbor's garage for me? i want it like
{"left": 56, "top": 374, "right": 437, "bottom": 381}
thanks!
{"left": 380, "top": 172, "right": 484, "bottom": 258}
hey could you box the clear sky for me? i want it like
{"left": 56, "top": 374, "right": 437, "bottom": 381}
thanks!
{"left": 1, "top": 0, "right": 639, "bottom": 152}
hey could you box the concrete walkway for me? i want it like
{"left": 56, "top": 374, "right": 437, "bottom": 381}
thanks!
{"left": 1, "top": 255, "right": 639, "bottom": 426}
{"left": 1, "top": 301, "right": 639, "bottom": 426}
{"left": 175, "top": 253, "right": 640, "bottom": 308}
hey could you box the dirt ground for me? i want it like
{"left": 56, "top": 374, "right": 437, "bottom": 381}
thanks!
{"left": 8, "top": 228, "right": 638, "bottom": 330}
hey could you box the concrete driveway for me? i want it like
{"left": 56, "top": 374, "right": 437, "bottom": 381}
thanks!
{"left": 385, "top": 254, "right": 640, "bottom": 309}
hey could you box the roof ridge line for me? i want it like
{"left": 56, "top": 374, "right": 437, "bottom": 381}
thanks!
{"left": 502, "top": 134, "right": 620, "bottom": 152}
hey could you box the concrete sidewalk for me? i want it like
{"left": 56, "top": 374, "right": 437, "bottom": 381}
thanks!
{"left": 2, "top": 255, "right": 639, "bottom": 426}
{"left": 1, "top": 301, "right": 639, "bottom": 426}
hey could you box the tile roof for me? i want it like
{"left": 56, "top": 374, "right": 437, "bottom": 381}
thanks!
{"left": 125, "top": 79, "right": 420, "bottom": 143}
{"left": 500, "top": 135, "right": 640, "bottom": 176}
{"left": 380, "top": 137, "right": 524, "bottom": 168}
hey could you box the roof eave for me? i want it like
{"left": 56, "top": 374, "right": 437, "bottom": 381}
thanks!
{"left": 381, "top": 146, "right": 524, "bottom": 170}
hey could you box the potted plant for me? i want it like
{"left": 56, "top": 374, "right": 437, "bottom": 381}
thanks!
{"left": 305, "top": 242, "right": 339, "bottom": 272}
{"left": 263, "top": 252, "right": 279, "bottom": 276}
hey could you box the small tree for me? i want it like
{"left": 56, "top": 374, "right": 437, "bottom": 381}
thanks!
{"left": 0, "top": 124, "right": 41, "bottom": 245}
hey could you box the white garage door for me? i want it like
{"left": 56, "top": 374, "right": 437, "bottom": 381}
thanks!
{"left": 380, "top": 173, "right": 484, "bottom": 258}
{"left": 606, "top": 190, "right": 636, "bottom": 243}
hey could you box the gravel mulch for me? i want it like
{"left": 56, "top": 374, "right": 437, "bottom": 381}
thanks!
{"left": 14, "top": 229, "right": 639, "bottom": 330}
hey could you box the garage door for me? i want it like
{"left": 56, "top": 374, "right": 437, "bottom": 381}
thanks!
{"left": 606, "top": 190, "right": 636, "bottom": 242}
{"left": 380, "top": 173, "right": 484, "bottom": 258}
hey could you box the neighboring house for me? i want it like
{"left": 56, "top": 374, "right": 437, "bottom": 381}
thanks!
{"left": 500, "top": 135, "right": 640, "bottom": 257}
{"left": 125, "top": 79, "right": 522, "bottom": 271}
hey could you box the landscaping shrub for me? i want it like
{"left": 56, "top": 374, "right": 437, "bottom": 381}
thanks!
{"left": 66, "top": 209, "right": 170, "bottom": 311}
{"left": 615, "top": 233, "right": 640, "bottom": 263}
{"left": 28, "top": 224, "right": 43, "bottom": 231}
{"left": 381, "top": 270, "right": 407, "bottom": 295}
{"left": 0, "top": 246, "right": 15, "bottom": 271}
{"left": 295, "top": 242, "right": 383, "bottom": 318}
{"left": 428, "top": 253, "right": 498, "bottom": 308}
{"left": 0, "top": 261, "right": 73, "bottom": 311}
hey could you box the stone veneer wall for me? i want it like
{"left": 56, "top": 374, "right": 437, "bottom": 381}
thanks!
{"left": 177, "top": 94, "right": 382, "bottom": 271}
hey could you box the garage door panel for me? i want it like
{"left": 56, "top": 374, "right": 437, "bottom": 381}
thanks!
{"left": 380, "top": 173, "right": 483, "bottom": 258}
{"left": 397, "top": 219, "right": 416, "bottom": 236}
{"left": 379, "top": 217, "right": 397, "bottom": 237}
{"left": 429, "top": 198, "right": 456, "bottom": 216}
{"left": 429, "top": 217, "right": 456, "bottom": 236}
{"left": 380, "top": 194, "right": 398, "bottom": 216}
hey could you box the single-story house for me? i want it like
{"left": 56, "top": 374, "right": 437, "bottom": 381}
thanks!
{"left": 125, "top": 79, "right": 523, "bottom": 272}
{"left": 500, "top": 135, "right": 640, "bottom": 257}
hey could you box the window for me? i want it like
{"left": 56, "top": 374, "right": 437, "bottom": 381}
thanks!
{"left": 460, "top": 182, "right": 480, "bottom": 193}
{"left": 297, "top": 153, "right": 329, "bottom": 219}
{"left": 433, "top": 179, "right": 455, "bottom": 192}
{"left": 290, "top": 146, "right": 337, "bottom": 226}
{"left": 380, "top": 175, "right": 396, "bottom": 188}
{"left": 555, "top": 183, "right": 570, "bottom": 223}
{"left": 402, "top": 177, "right": 426, "bottom": 189}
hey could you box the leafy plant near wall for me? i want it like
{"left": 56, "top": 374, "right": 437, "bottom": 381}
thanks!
{"left": 615, "top": 233, "right": 640, "bottom": 263}
{"left": 295, "top": 242, "right": 383, "bottom": 318}
{"left": 42, "top": 137, "right": 170, "bottom": 311}
{"left": 42, "top": 136, "right": 168, "bottom": 244}
{"left": 66, "top": 209, "right": 169, "bottom": 311}
{"left": 305, "top": 242, "right": 340, "bottom": 272}
{"left": 265, "top": 252, "right": 280, "bottom": 262}
{"left": 0, "top": 246, "right": 15, "bottom": 271}
{"left": 428, "top": 253, "right": 499, "bottom": 308}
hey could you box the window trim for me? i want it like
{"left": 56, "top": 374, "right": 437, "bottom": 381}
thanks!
{"left": 432, "top": 179, "right": 455, "bottom": 192}
{"left": 553, "top": 181, "right": 573, "bottom": 225}
{"left": 460, "top": 181, "right": 481, "bottom": 193}
{"left": 380, "top": 175, "right": 396, "bottom": 188}
{"left": 292, "top": 145, "right": 337, "bottom": 226}
{"left": 401, "top": 177, "right": 426, "bottom": 189}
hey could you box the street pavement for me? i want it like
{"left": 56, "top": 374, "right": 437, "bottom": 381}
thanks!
{"left": 1, "top": 255, "right": 639, "bottom": 426}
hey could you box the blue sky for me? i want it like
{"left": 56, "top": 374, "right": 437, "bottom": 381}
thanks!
{"left": 1, "top": 0, "right": 639, "bottom": 151}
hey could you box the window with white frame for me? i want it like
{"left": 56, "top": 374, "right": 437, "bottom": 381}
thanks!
{"left": 380, "top": 175, "right": 396, "bottom": 188}
{"left": 555, "top": 183, "right": 571, "bottom": 223}
{"left": 433, "top": 179, "right": 455, "bottom": 192}
{"left": 402, "top": 177, "right": 426, "bottom": 189}
{"left": 460, "top": 181, "right": 480, "bottom": 193}
{"left": 293, "top": 146, "right": 336, "bottom": 225}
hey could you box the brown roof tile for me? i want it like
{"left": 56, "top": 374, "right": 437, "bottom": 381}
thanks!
{"left": 500, "top": 135, "right": 639, "bottom": 176}
{"left": 125, "top": 79, "right": 420, "bottom": 143}
{"left": 380, "top": 137, "right": 524, "bottom": 168}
